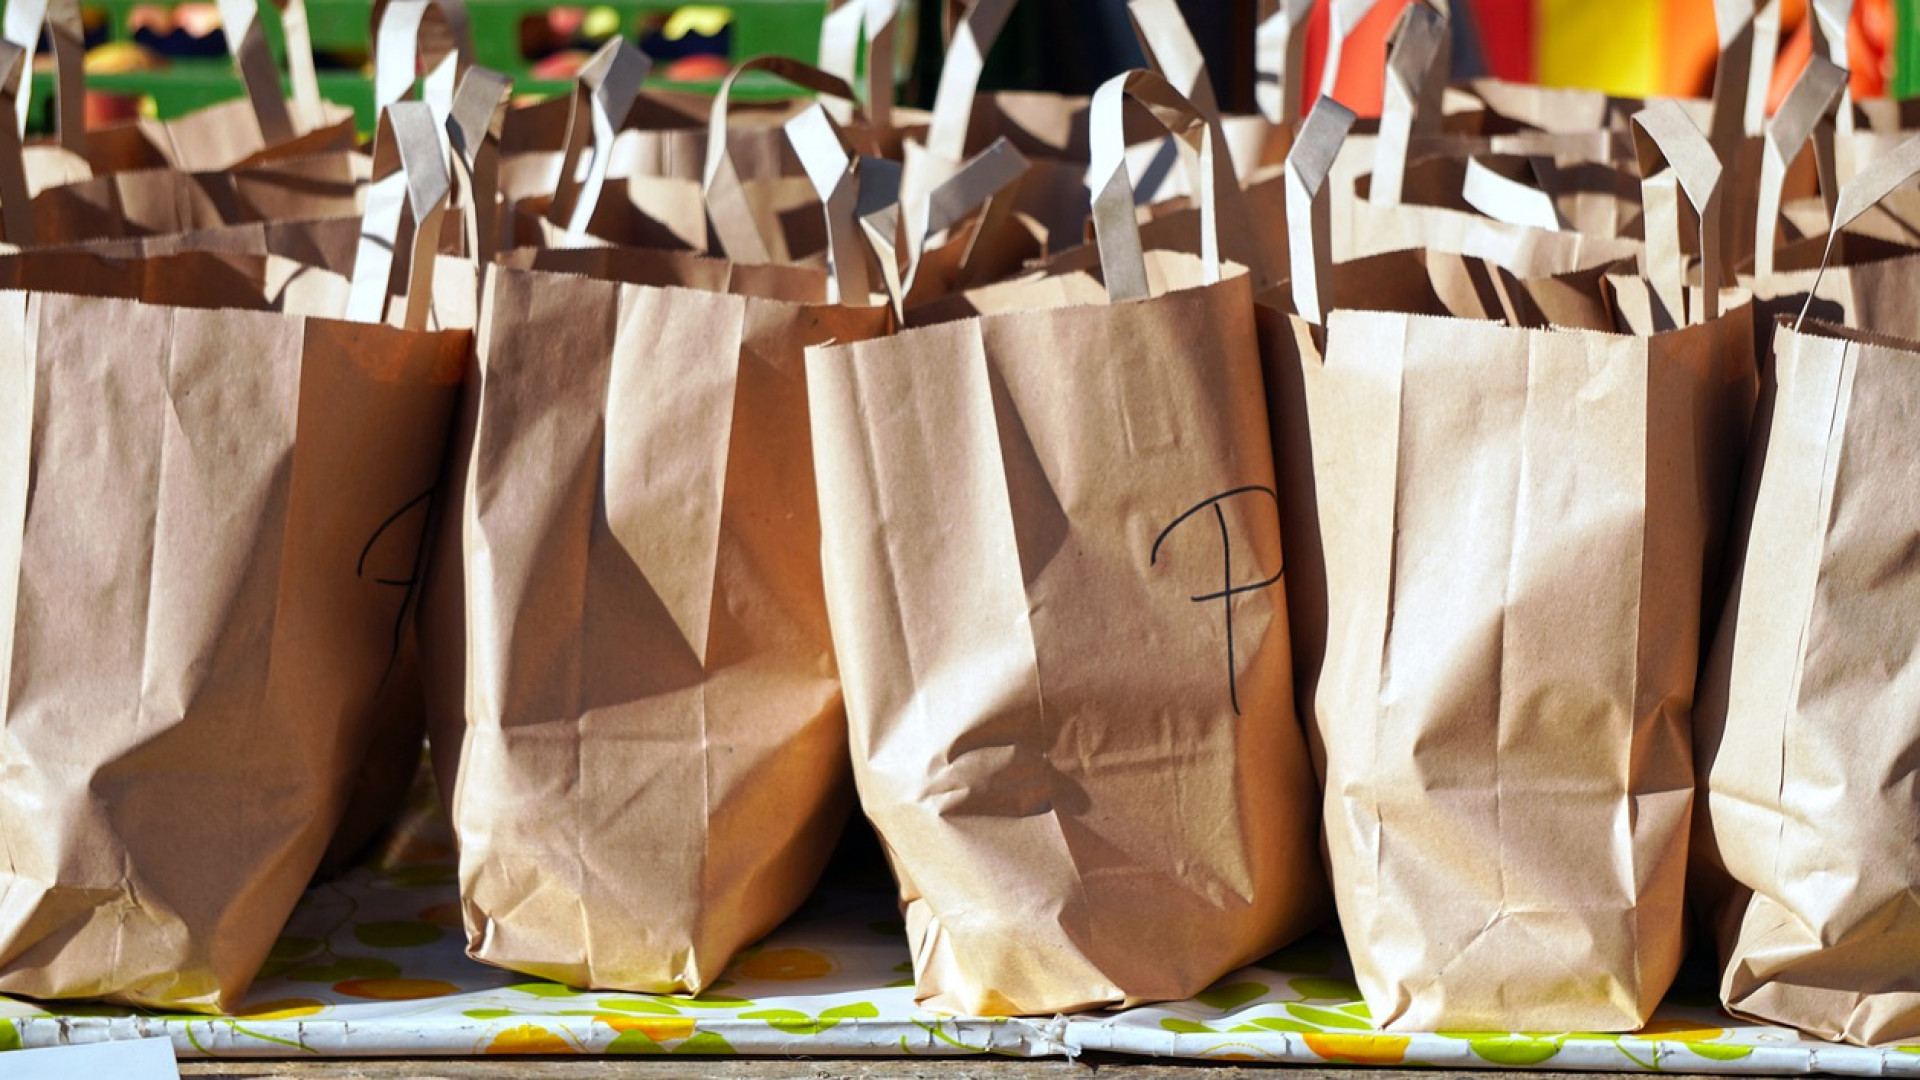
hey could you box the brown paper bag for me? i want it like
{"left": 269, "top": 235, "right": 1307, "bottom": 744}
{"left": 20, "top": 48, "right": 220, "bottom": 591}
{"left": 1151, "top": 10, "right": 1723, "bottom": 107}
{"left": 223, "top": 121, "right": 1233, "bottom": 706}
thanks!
{"left": 1269, "top": 97, "right": 1756, "bottom": 1032}
{"left": 1743, "top": 66, "right": 1920, "bottom": 346}
{"left": 1692, "top": 135, "right": 1920, "bottom": 1048}
{"left": 808, "top": 70, "right": 1327, "bottom": 1017}
{"left": 5, "top": 0, "right": 355, "bottom": 190}
{"left": 0, "top": 103, "right": 466, "bottom": 1012}
{"left": 428, "top": 100, "right": 888, "bottom": 991}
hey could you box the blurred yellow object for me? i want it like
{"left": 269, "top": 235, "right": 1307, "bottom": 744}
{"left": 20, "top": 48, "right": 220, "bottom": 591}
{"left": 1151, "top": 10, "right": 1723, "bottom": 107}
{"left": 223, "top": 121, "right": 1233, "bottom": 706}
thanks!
{"left": 85, "top": 41, "right": 165, "bottom": 74}
{"left": 664, "top": 6, "right": 732, "bottom": 40}
{"left": 1537, "top": 0, "right": 1656, "bottom": 96}
{"left": 581, "top": 5, "right": 621, "bottom": 40}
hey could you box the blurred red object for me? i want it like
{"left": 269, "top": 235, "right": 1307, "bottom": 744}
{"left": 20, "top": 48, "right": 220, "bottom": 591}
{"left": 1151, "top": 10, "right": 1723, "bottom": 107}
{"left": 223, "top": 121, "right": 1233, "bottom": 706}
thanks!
{"left": 1298, "top": 0, "right": 1414, "bottom": 117}
{"left": 1767, "top": 0, "right": 1889, "bottom": 109}
{"left": 662, "top": 54, "right": 730, "bottom": 81}
{"left": 530, "top": 48, "right": 591, "bottom": 80}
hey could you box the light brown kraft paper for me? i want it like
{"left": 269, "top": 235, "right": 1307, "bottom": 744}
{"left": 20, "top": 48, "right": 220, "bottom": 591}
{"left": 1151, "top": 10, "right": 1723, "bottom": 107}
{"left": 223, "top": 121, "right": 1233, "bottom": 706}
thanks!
{"left": 1278, "top": 295, "right": 1755, "bottom": 1033}
{"left": 807, "top": 266, "right": 1328, "bottom": 1017}
{"left": 445, "top": 263, "right": 886, "bottom": 993}
{"left": 1693, "top": 319, "right": 1920, "bottom": 1047}
{"left": 0, "top": 293, "right": 465, "bottom": 1012}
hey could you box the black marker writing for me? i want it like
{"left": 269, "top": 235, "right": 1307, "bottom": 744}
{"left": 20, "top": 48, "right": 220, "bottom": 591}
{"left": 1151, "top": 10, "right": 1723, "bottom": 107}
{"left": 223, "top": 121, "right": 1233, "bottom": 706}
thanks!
{"left": 358, "top": 486, "right": 435, "bottom": 683}
{"left": 1151, "top": 486, "right": 1284, "bottom": 716}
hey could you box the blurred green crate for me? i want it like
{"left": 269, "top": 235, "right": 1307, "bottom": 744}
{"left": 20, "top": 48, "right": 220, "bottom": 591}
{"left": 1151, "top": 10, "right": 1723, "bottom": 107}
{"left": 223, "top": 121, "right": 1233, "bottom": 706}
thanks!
{"left": 20, "top": 0, "right": 829, "bottom": 133}
{"left": 1900, "top": 0, "right": 1920, "bottom": 98}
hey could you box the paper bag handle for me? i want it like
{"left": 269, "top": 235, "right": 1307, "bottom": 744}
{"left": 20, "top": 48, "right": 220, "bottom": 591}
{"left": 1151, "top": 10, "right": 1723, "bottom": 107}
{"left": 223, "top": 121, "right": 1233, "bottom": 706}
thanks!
{"left": 0, "top": 40, "right": 30, "bottom": 246}
{"left": 1460, "top": 156, "right": 1565, "bottom": 231}
{"left": 1128, "top": 0, "right": 1220, "bottom": 120}
{"left": 785, "top": 101, "right": 874, "bottom": 304}
{"left": 545, "top": 37, "right": 649, "bottom": 241}
{"left": 217, "top": 0, "right": 324, "bottom": 144}
{"left": 1707, "top": 0, "right": 1760, "bottom": 150}
{"left": 1371, "top": 0, "right": 1449, "bottom": 207}
{"left": 703, "top": 55, "right": 861, "bottom": 263}
{"left": 1795, "top": 132, "right": 1920, "bottom": 328}
{"left": 925, "top": 0, "right": 1015, "bottom": 163}
{"left": 1633, "top": 100, "right": 1725, "bottom": 327}
{"left": 1255, "top": 0, "right": 1313, "bottom": 127}
{"left": 1754, "top": 54, "right": 1846, "bottom": 278}
{"left": 446, "top": 64, "right": 510, "bottom": 269}
{"left": 348, "top": 102, "right": 451, "bottom": 331}
{"left": 1285, "top": 95, "right": 1357, "bottom": 327}
{"left": 3, "top": 0, "right": 85, "bottom": 152}
{"left": 862, "top": 135, "right": 1024, "bottom": 316}
{"left": 1318, "top": 0, "right": 1382, "bottom": 100}
{"left": 372, "top": 0, "right": 473, "bottom": 118}
{"left": 1089, "top": 69, "right": 1219, "bottom": 303}
{"left": 818, "top": 0, "right": 896, "bottom": 133}
{"left": 1809, "top": 0, "right": 1856, "bottom": 147}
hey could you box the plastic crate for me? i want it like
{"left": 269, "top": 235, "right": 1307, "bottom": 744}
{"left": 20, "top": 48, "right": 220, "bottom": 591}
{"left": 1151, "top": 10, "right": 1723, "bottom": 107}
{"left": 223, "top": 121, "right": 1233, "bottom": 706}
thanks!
{"left": 19, "top": 0, "right": 829, "bottom": 133}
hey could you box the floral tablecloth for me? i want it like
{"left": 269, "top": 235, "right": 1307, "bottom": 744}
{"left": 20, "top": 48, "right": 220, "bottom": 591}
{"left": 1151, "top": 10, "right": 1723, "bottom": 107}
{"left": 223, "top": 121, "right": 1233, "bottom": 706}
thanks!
{"left": 1, "top": 783, "right": 1914, "bottom": 1074}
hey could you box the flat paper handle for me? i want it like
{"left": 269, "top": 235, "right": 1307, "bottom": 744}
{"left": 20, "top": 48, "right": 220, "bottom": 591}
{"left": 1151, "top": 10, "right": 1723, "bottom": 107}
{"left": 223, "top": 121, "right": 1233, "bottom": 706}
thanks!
{"left": 1089, "top": 69, "right": 1218, "bottom": 303}
{"left": 348, "top": 102, "right": 452, "bottom": 331}
{"left": 1286, "top": 95, "right": 1356, "bottom": 326}
{"left": 1255, "top": 0, "right": 1313, "bottom": 126}
{"left": 546, "top": 37, "right": 649, "bottom": 241}
{"left": 1707, "top": 0, "right": 1759, "bottom": 151}
{"left": 373, "top": 0, "right": 474, "bottom": 118}
{"left": 925, "top": 0, "right": 1015, "bottom": 163}
{"left": 1128, "top": 0, "right": 1219, "bottom": 120}
{"left": 1810, "top": 0, "right": 1856, "bottom": 149}
{"left": 1755, "top": 53, "right": 1846, "bottom": 278}
{"left": 447, "top": 64, "right": 511, "bottom": 268}
{"left": 818, "top": 0, "right": 896, "bottom": 132}
{"left": 704, "top": 55, "right": 860, "bottom": 263}
{"left": 1797, "top": 132, "right": 1920, "bottom": 327}
{"left": 4, "top": 0, "right": 85, "bottom": 152}
{"left": 1371, "top": 1, "right": 1449, "bottom": 207}
{"left": 786, "top": 102, "right": 870, "bottom": 303}
{"left": 1318, "top": 0, "right": 1381, "bottom": 100}
{"left": 1461, "top": 156, "right": 1564, "bottom": 231}
{"left": 218, "top": 0, "right": 323, "bottom": 143}
{"left": 0, "top": 40, "right": 31, "bottom": 245}
{"left": 1633, "top": 99, "right": 1725, "bottom": 327}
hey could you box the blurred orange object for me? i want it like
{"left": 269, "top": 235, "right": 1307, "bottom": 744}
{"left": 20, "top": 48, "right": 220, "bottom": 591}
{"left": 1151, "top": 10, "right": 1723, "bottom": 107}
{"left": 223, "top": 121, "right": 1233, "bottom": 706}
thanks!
{"left": 1767, "top": 0, "right": 1889, "bottom": 110}
{"left": 1298, "top": 0, "right": 1414, "bottom": 117}
{"left": 662, "top": 54, "right": 730, "bottom": 81}
{"left": 529, "top": 48, "right": 591, "bottom": 80}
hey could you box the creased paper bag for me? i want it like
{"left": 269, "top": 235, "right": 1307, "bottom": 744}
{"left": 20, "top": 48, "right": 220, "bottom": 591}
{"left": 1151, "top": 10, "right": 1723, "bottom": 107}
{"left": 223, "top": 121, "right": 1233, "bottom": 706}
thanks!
{"left": 807, "top": 71, "right": 1327, "bottom": 1017}
{"left": 1270, "top": 98, "right": 1756, "bottom": 1032}
{"left": 0, "top": 104, "right": 465, "bottom": 1012}
{"left": 1693, "top": 136, "right": 1920, "bottom": 1049}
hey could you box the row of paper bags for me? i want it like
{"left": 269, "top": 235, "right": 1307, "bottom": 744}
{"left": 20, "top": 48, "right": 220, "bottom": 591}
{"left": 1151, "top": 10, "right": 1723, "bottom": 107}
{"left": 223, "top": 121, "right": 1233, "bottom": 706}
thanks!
{"left": 3, "top": 0, "right": 1920, "bottom": 1050}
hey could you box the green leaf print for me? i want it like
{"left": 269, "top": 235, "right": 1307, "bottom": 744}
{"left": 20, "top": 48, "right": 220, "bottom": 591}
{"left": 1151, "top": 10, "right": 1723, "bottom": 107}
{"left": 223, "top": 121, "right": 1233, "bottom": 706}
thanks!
{"left": 1159, "top": 1018, "right": 1219, "bottom": 1035}
{"left": 507, "top": 981, "right": 583, "bottom": 998}
{"left": 1284, "top": 1003, "right": 1373, "bottom": 1030}
{"left": 821, "top": 1002, "right": 881, "bottom": 1020}
{"left": 1686, "top": 1041, "right": 1754, "bottom": 1062}
{"left": 1233, "top": 1017, "right": 1319, "bottom": 1034}
{"left": 606, "top": 1029, "right": 664, "bottom": 1054}
{"left": 1466, "top": 1035, "right": 1563, "bottom": 1066}
{"left": 1289, "top": 977, "right": 1362, "bottom": 1001}
{"left": 0, "top": 1019, "right": 18, "bottom": 1052}
{"left": 743, "top": 1009, "right": 830, "bottom": 1035}
{"left": 672, "top": 1031, "right": 735, "bottom": 1054}
{"left": 1195, "top": 982, "right": 1270, "bottom": 1012}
